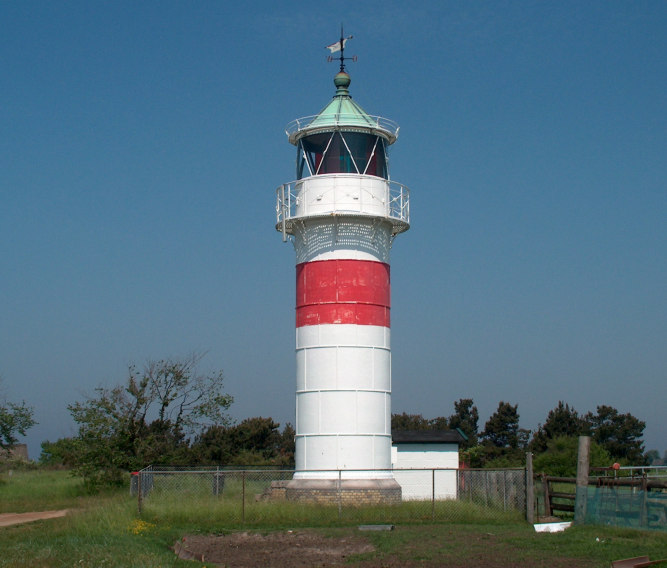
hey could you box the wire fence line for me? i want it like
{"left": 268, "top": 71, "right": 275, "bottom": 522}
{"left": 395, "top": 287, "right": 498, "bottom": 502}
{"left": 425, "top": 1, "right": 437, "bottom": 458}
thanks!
{"left": 132, "top": 466, "right": 527, "bottom": 523}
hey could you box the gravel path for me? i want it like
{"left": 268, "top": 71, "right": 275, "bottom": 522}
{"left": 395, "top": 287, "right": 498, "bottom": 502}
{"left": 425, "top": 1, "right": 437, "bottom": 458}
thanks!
{"left": 0, "top": 510, "right": 69, "bottom": 527}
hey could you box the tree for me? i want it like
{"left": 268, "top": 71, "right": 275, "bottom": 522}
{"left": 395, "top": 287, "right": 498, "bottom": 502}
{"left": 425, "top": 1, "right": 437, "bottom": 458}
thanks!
{"left": 584, "top": 405, "right": 646, "bottom": 464}
{"left": 39, "top": 437, "right": 80, "bottom": 467}
{"left": 644, "top": 449, "right": 662, "bottom": 466}
{"left": 277, "top": 422, "right": 296, "bottom": 465}
{"left": 0, "top": 379, "right": 37, "bottom": 453}
{"left": 225, "top": 417, "right": 283, "bottom": 463}
{"left": 191, "top": 424, "right": 232, "bottom": 464}
{"left": 68, "top": 354, "right": 232, "bottom": 489}
{"left": 430, "top": 416, "right": 450, "bottom": 430}
{"left": 531, "top": 402, "right": 584, "bottom": 453}
{"left": 477, "top": 401, "right": 528, "bottom": 467}
{"left": 192, "top": 418, "right": 295, "bottom": 466}
{"left": 391, "top": 413, "right": 432, "bottom": 431}
{"left": 447, "top": 398, "right": 479, "bottom": 448}
{"left": 391, "top": 413, "right": 451, "bottom": 431}
{"left": 481, "top": 401, "right": 520, "bottom": 449}
{"left": 533, "top": 436, "right": 612, "bottom": 477}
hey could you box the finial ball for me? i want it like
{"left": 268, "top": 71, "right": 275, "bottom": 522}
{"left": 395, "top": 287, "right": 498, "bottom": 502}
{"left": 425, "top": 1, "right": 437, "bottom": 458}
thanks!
{"left": 334, "top": 72, "right": 351, "bottom": 89}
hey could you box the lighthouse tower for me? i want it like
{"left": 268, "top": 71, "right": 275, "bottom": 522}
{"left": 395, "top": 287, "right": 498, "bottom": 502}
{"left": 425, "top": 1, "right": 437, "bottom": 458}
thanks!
{"left": 276, "top": 46, "right": 410, "bottom": 501}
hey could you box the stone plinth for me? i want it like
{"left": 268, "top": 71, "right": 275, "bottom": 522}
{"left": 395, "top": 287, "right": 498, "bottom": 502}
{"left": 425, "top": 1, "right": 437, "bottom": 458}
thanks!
{"left": 264, "top": 478, "right": 402, "bottom": 505}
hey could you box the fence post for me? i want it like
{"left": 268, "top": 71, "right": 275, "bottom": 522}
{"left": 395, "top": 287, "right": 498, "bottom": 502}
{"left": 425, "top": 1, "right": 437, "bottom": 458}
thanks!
{"left": 137, "top": 471, "right": 143, "bottom": 515}
{"left": 640, "top": 474, "right": 648, "bottom": 527}
{"left": 242, "top": 471, "right": 246, "bottom": 524}
{"left": 542, "top": 473, "right": 552, "bottom": 517}
{"left": 574, "top": 435, "right": 590, "bottom": 525}
{"left": 431, "top": 469, "right": 435, "bottom": 520}
{"left": 337, "top": 470, "right": 342, "bottom": 520}
{"left": 526, "top": 453, "right": 535, "bottom": 524}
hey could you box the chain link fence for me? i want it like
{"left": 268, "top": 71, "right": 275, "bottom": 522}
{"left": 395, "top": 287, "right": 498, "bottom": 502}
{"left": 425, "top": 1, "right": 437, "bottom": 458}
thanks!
{"left": 132, "top": 466, "right": 527, "bottom": 524}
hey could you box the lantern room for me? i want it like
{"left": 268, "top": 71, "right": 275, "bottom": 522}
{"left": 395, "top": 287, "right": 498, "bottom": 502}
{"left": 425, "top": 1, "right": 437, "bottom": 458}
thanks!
{"left": 296, "top": 130, "right": 388, "bottom": 179}
{"left": 288, "top": 71, "right": 398, "bottom": 182}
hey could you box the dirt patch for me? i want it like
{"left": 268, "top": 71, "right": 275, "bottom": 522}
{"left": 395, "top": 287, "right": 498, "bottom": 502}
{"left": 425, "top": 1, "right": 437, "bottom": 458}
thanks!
{"left": 174, "top": 527, "right": 598, "bottom": 568}
{"left": 174, "top": 530, "right": 374, "bottom": 567}
{"left": 0, "top": 510, "right": 68, "bottom": 527}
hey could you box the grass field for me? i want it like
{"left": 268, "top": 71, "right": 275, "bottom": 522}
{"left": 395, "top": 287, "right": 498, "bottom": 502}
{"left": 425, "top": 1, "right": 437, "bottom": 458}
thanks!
{"left": 1, "top": 469, "right": 665, "bottom": 567}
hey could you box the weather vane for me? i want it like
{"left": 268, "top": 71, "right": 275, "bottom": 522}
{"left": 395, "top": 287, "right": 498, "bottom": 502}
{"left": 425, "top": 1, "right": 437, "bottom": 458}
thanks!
{"left": 326, "top": 25, "right": 357, "bottom": 72}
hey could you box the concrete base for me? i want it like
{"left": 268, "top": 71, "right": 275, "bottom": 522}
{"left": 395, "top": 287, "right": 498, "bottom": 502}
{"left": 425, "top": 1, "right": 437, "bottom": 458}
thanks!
{"left": 264, "top": 478, "right": 402, "bottom": 505}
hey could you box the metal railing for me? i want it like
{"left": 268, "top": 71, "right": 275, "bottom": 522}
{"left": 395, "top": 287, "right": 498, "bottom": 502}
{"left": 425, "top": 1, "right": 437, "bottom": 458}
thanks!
{"left": 286, "top": 114, "right": 400, "bottom": 141}
{"left": 276, "top": 175, "right": 410, "bottom": 238}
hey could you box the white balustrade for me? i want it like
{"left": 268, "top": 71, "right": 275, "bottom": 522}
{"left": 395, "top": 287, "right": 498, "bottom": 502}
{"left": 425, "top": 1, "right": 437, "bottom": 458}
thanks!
{"left": 276, "top": 174, "right": 410, "bottom": 237}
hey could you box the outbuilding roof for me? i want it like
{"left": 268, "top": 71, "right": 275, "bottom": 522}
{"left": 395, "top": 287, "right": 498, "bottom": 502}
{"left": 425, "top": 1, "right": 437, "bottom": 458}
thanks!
{"left": 392, "top": 430, "right": 467, "bottom": 444}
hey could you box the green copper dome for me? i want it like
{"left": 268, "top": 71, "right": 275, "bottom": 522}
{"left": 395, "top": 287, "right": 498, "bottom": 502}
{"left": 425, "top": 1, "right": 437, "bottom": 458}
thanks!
{"left": 286, "top": 72, "right": 399, "bottom": 145}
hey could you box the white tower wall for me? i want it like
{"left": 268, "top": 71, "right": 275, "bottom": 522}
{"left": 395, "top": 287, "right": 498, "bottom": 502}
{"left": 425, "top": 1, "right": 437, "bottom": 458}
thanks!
{"left": 276, "top": 69, "right": 409, "bottom": 487}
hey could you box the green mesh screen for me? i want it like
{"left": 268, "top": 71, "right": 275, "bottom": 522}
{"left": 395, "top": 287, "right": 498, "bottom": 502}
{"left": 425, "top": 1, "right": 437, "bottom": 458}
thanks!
{"left": 584, "top": 485, "right": 667, "bottom": 531}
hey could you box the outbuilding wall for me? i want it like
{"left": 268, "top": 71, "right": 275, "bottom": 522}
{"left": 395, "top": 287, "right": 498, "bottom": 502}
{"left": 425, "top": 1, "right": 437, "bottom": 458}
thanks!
{"left": 391, "top": 442, "right": 459, "bottom": 500}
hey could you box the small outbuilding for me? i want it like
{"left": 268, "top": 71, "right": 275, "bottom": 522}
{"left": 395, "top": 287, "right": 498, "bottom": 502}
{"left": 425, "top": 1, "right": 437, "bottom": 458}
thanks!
{"left": 391, "top": 430, "right": 466, "bottom": 500}
{"left": 0, "top": 443, "right": 28, "bottom": 462}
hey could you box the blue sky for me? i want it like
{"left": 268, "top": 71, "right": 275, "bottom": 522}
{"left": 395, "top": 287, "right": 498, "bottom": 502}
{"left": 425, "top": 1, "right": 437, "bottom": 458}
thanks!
{"left": 2, "top": 1, "right": 665, "bottom": 459}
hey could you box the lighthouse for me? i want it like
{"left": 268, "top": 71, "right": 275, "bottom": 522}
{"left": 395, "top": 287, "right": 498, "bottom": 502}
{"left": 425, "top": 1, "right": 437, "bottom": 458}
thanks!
{"left": 276, "top": 39, "right": 410, "bottom": 501}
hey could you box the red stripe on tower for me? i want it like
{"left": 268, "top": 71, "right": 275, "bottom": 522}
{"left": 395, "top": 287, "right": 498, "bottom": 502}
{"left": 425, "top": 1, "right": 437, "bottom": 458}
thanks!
{"left": 296, "top": 259, "right": 390, "bottom": 327}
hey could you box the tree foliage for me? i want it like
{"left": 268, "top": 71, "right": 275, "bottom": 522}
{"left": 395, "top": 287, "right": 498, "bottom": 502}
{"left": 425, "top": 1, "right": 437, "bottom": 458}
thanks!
{"left": 390, "top": 399, "right": 648, "bottom": 470}
{"left": 67, "top": 354, "right": 233, "bottom": 489}
{"left": 644, "top": 449, "right": 662, "bottom": 466}
{"left": 39, "top": 437, "right": 80, "bottom": 467}
{"left": 531, "top": 401, "right": 584, "bottom": 453}
{"left": 447, "top": 398, "right": 479, "bottom": 448}
{"left": 584, "top": 405, "right": 646, "bottom": 464}
{"left": 391, "top": 413, "right": 433, "bottom": 431}
{"left": 390, "top": 412, "right": 452, "bottom": 432}
{"left": 473, "top": 401, "right": 532, "bottom": 467}
{"left": 533, "top": 435, "right": 612, "bottom": 477}
{"left": 0, "top": 380, "right": 37, "bottom": 452}
{"left": 192, "top": 418, "right": 294, "bottom": 466}
{"left": 528, "top": 401, "right": 646, "bottom": 465}
{"left": 481, "top": 401, "right": 521, "bottom": 449}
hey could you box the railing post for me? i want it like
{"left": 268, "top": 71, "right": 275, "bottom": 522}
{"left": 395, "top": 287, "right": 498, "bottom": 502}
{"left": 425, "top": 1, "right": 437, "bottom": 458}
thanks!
{"left": 281, "top": 184, "right": 287, "bottom": 242}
